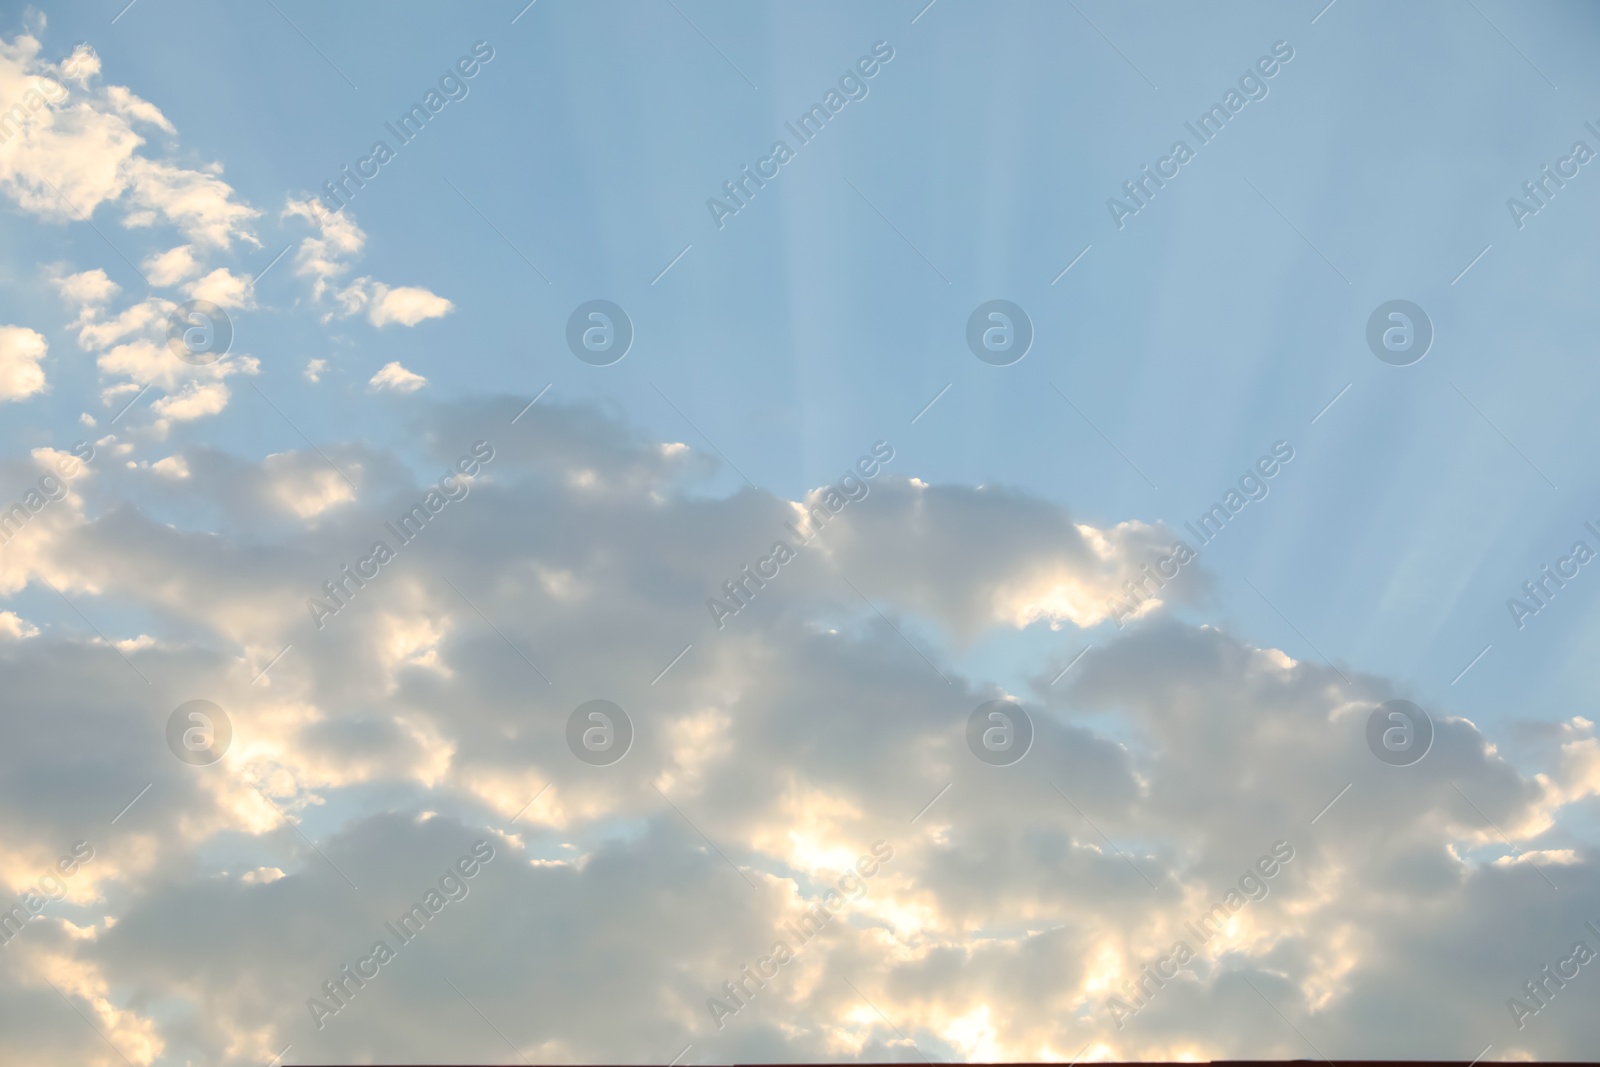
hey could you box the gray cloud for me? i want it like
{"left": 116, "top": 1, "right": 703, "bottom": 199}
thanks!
{"left": 0, "top": 397, "right": 1596, "bottom": 1064}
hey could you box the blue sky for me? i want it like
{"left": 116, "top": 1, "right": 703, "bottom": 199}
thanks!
{"left": 13, "top": 0, "right": 1595, "bottom": 751}
{"left": 5, "top": 1, "right": 1600, "bottom": 1063}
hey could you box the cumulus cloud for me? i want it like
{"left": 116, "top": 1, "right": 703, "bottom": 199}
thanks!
{"left": 103, "top": 84, "right": 174, "bottom": 133}
{"left": 367, "top": 361, "right": 426, "bottom": 393}
{"left": 800, "top": 478, "right": 1208, "bottom": 634}
{"left": 150, "top": 454, "right": 189, "bottom": 479}
{"left": 0, "top": 324, "right": 48, "bottom": 402}
{"left": 53, "top": 285, "right": 257, "bottom": 428}
{"left": 0, "top": 36, "right": 259, "bottom": 247}
{"left": 333, "top": 278, "right": 453, "bottom": 328}
{"left": 283, "top": 197, "right": 453, "bottom": 327}
{"left": 59, "top": 41, "right": 99, "bottom": 86}
{"left": 0, "top": 397, "right": 1596, "bottom": 1064}
{"left": 283, "top": 195, "right": 363, "bottom": 301}
{"left": 362, "top": 283, "right": 453, "bottom": 328}
{"left": 142, "top": 244, "right": 199, "bottom": 287}
{"left": 52, "top": 267, "right": 119, "bottom": 307}
{"left": 0, "top": 609, "right": 37, "bottom": 638}
{"left": 261, "top": 451, "right": 356, "bottom": 517}
{"left": 149, "top": 379, "right": 230, "bottom": 422}
{"left": 186, "top": 267, "right": 255, "bottom": 309}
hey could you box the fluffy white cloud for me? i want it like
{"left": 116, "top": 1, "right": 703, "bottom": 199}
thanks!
{"left": 142, "top": 244, "right": 199, "bottom": 287}
{"left": 0, "top": 609, "right": 37, "bottom": 639}
{"left": 0, "top": 324, "right": 48, "bottom": 402}
{"left": 367, "top": 361, "right": 426, "bottom": 393}
{"left": 283, "top": 198, "right": 453, "bottom": 328}
{"left": 60, "top": 41, "right": 99, "bottom": 86}
{"left": 103, "top": 84, "right": 174, "bottom": 134}
{"left": 55, "top": 287, "right": 257, "bottom": 429}
{"left": 52, "top": 267, "right": 119, "bottom": 307}
{"left": 149, "top": 380, "right": 230, "bottom": 422}
{"left": 150, "top": 455, "right": 189, "bottom": 479}
{"left": 363, "top": 283, "right": 453, "bottom": 328}
{"left": 0, "top": 36, "right": 259, "bottom": 248}
{"left": 121, "top": 156, "right": 259, "bottom": 248}
{"left": 72, "top": 297, "right": 165, "bottom": 352}
{"left": 283, "top": 196, "right": 363, "bottom": 301}
{"left": 333, "top": 278, "right": 453, "bottom": 328}
{"left": 186, "top": 267, "right": 255, "bottom": 309}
